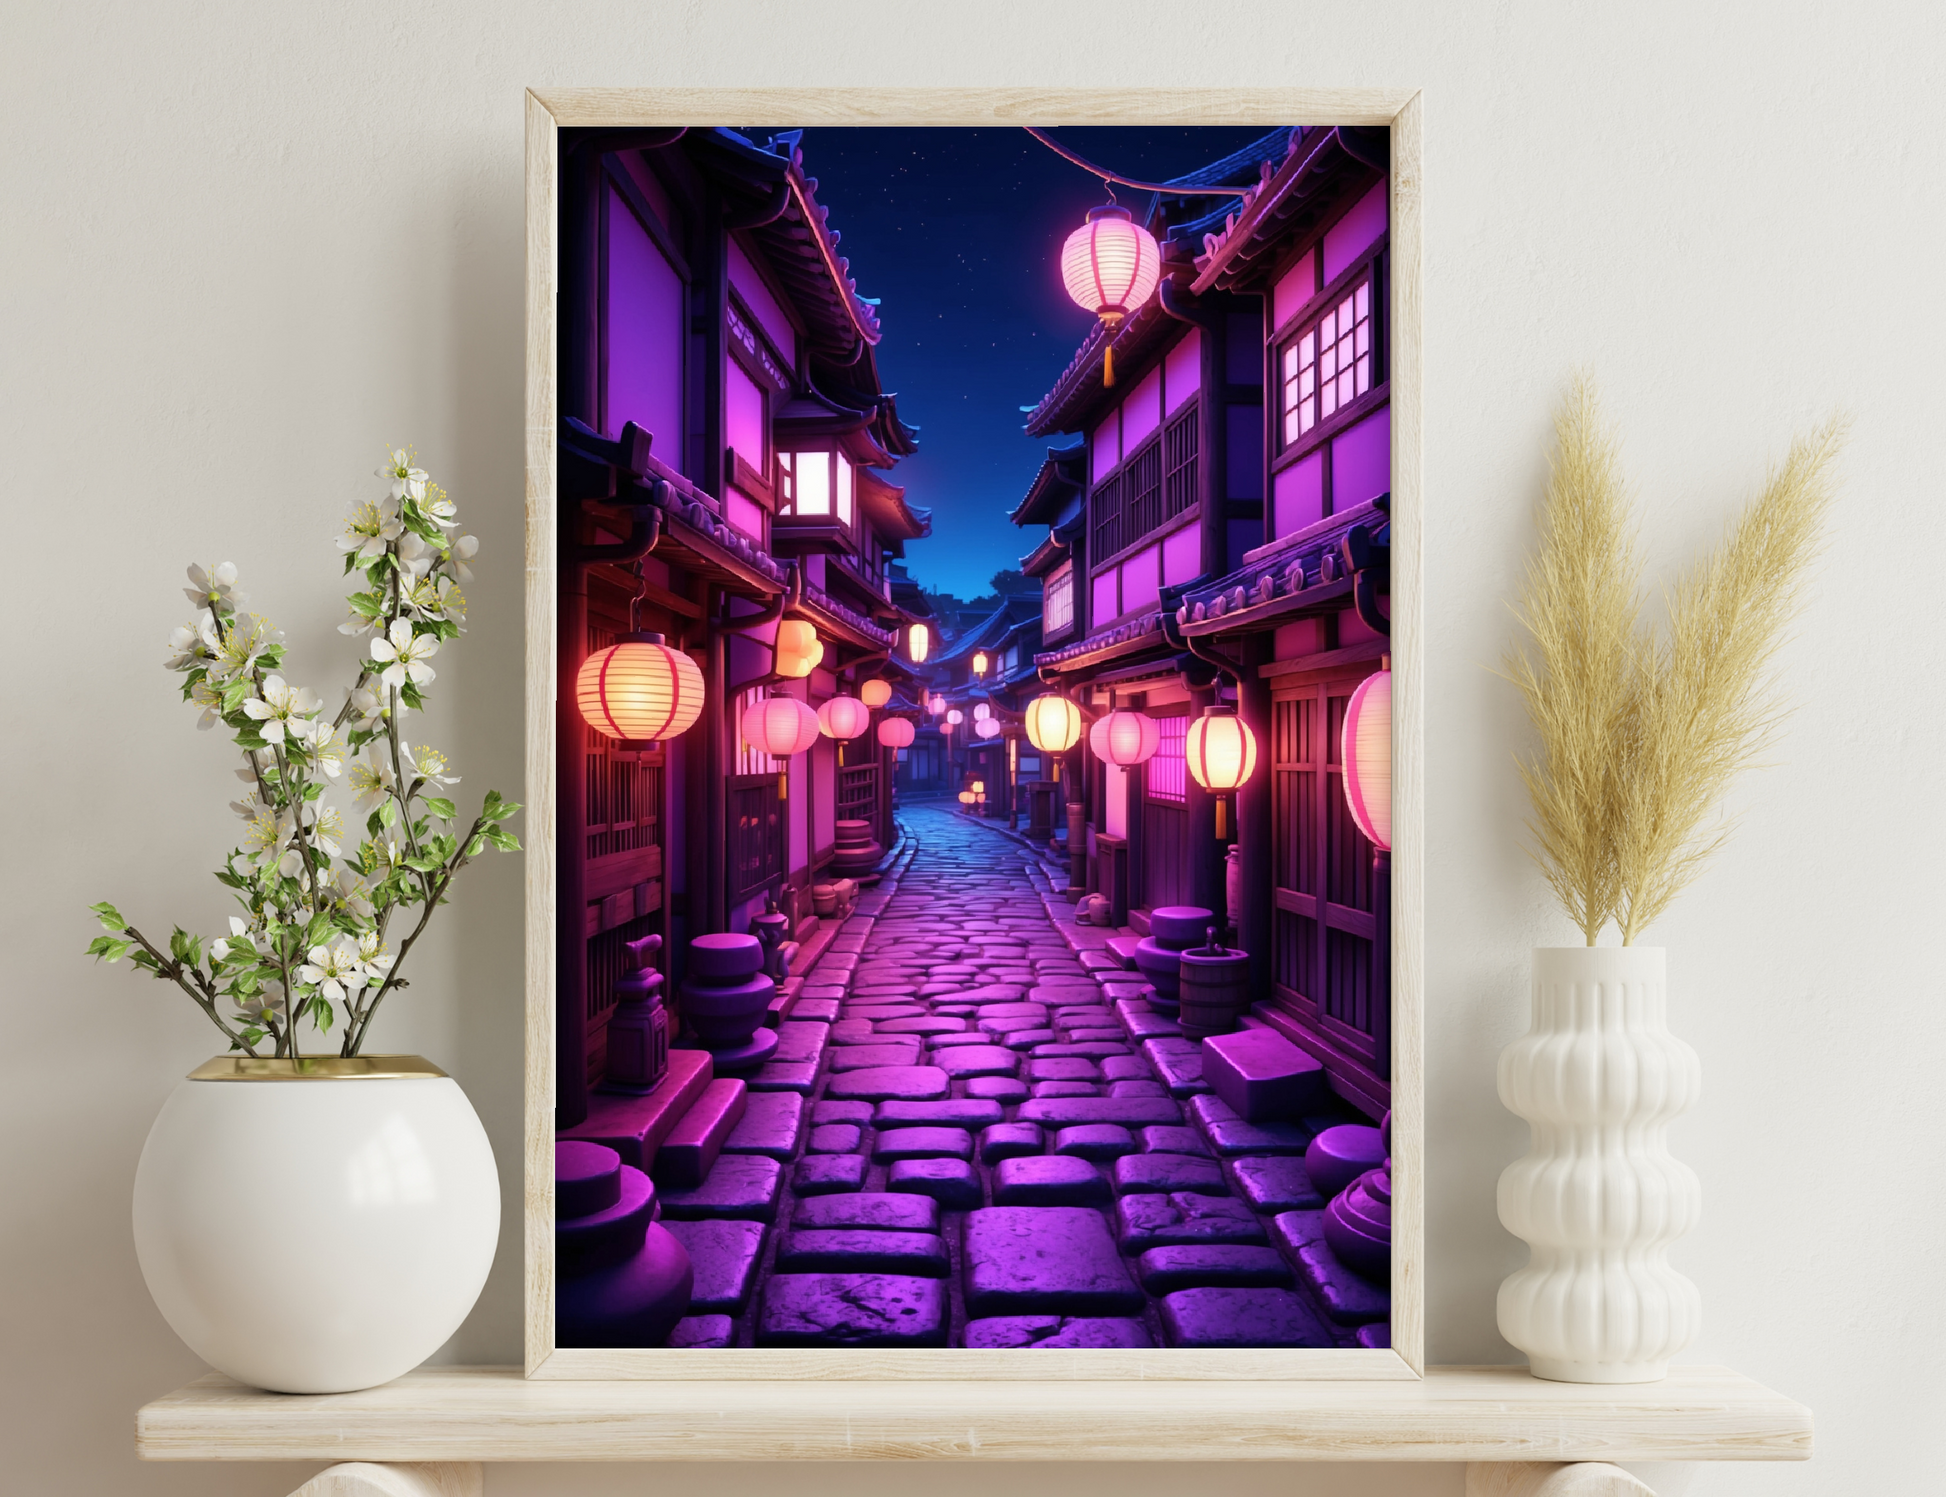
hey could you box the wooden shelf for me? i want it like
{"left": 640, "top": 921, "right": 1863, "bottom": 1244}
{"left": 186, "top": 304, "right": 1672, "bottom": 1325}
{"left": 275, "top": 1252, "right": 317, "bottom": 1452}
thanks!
{"left": 137, "top": 1365, "right": 1811, "bottom": 1465}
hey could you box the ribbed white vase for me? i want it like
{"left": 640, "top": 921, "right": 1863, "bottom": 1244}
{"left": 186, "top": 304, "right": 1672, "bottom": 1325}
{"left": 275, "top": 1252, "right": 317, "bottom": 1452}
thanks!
{"left": 1496, "top": 946, "right": 1702, "bottom": 1382}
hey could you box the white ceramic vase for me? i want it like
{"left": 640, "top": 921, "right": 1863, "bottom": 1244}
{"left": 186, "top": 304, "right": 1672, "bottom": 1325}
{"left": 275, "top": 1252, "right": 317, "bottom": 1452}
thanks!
{"left": 1496, "top": 946, "right": 1702, "bottom": 1382}
{"left": 133, "top": 1055, "right": 499, "bottom": 1394}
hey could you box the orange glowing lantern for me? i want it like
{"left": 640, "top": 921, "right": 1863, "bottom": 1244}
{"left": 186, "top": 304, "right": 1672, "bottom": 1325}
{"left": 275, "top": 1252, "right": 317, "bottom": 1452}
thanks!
{"left": 1060, "top": 205, "right": 1162, "bottom": 387}
{"left": 576, "top": 632, "right": 705, "bottom": 746}
{"left": 972, "top": 650, "right": 989, "bottom": 678}
{"left": 774, "top": 619, "right": 823, "bottom": 679}
{"left": 1186, "top": 706, "right": 1257, "bottom": 839}
{"left": 859, "top": 679, "right": 893, "bottom": 708}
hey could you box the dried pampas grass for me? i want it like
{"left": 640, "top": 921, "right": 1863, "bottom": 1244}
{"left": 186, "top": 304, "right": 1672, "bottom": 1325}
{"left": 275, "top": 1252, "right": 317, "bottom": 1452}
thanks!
{"left": 1508, "top": 380, "right": 1845, "bottom": 944}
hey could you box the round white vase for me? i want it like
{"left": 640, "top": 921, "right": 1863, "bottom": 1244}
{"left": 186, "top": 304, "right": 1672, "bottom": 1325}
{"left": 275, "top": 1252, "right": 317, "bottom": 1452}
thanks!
{"left": 133, "top": 1055, "right": 499, "bottom": 1394}
{"left": 1496, "top": 946, "right": 1702, "bottom": 1383}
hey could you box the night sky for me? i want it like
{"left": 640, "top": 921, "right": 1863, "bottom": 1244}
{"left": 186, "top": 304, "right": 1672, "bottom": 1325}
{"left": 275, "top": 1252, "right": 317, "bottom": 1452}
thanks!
{"left": 792, "top": 127, "right": 1282, "bottom": 599}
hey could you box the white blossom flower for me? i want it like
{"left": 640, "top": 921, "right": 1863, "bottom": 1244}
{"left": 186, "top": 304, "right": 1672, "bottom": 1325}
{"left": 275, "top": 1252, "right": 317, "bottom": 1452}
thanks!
{"left": 337, "top": 602, "right": 380, "bottom": 638}
{"left": 218, "top": 915, "right": 260, "bottom": 957}
{"left": 404, "top": 741, "right": 459, "bottom": 792}
{"left": 241, "top": 805, "right": 286, "bottom": 868}
{"left": 228, "top": 787, "right": 263, "bottom": 822}
{"left": 338, "top": 498, "right": 402, "bottom": 564}
{"left": 189, "top": 677, "right": 227, "bottom": 731}
{"left": 345, "top": 684, "right": 401, "bottom": 734}
{"left": 183, "top": 562, "right": 240, "bottom": 610}
{"left": 165, "top": 612, "right": 216, "bottom": 671}
{"left": 441, "top": 534, "right": 479, "bottom": 584}
{"left": 356, "top": 929, "right": 396, "bottom": 984}
{"left": 327, "top": 869, "right": 376, "bottom": 922}
{"left": 295, "top": 719, "right": 348, "bottom": 778}
{"left": 232, "top": 980, "right": 288, "bottom": 1029}
{"left": 241, "top": 675, "right": 321, "bottom": 746}
{"left": 377, "top": 449, "right": 428, "bottom": 502}
{"left": 347, "top": 751, "right": 395, "bottom": 813}
{"left": 307, "top": 804, "right": 346, "bottom": 858}
{"left": 396, "top": 530, "right": 435, "bottom": 580}
{"left": 207, "top": 613, "right": 282, "bottom": 684}
{"left": 369, "top": 619, "right": 437, "bottom": 691}
{"left": 405, "top": 573, "right": 466, "bottom": 623}
{"left": 299, "top": 935, "right": 370, "bottom": 1006}
{"left": 419, "top": 482, "right": 458, "bottom": 530}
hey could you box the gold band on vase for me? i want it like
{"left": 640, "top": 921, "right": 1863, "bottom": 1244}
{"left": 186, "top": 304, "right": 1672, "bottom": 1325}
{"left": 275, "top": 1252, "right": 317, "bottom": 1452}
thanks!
{"left": 186, "top": 1055, "right": 449, "bottom": 1081}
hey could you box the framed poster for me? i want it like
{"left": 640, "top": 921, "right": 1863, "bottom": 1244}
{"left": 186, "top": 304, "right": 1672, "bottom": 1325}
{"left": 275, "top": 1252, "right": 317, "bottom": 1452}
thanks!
{"left": 524, "top": 88, "right": 1422, "bottom": 1380}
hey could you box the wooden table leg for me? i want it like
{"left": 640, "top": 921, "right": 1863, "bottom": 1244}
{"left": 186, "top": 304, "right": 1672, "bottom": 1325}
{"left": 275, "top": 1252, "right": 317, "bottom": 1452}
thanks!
{"left": 1467, "top": 1464, "right": 1656, "bottom": 1497}
{"left": 285, "top": 1464, "right": 484, "bottom": 1497}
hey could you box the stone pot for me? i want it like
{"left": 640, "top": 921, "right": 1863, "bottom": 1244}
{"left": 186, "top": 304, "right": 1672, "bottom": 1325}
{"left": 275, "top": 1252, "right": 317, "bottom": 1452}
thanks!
{"left": 555, "top": 1142, "right": 692, "bottom": 1348}
{"left": 1497, "top": 946, "right": 1701, "bottom": 1383}
{"left": 132, "top": 1055, "right": 499, "bottom": 1393}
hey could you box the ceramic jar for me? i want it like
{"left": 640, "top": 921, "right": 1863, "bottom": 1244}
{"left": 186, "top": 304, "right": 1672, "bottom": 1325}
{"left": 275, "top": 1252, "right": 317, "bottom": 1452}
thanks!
{"left": 1496, "top": 946, "right": 1702, "bottom": 1383}
{"left": 132, "top": 1055, "right": 499, "bottom": 1393}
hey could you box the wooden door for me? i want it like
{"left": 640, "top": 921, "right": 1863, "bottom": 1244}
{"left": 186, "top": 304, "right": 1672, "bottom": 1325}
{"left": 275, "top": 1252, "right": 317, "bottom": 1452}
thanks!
{"left": 1269, "top": 660, "right": 1388, "bottom": 1109}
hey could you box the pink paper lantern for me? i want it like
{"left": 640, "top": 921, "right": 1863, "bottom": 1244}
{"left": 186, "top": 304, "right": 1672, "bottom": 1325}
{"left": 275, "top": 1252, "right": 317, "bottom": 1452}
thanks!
{"left": 876, "top": 716, "right": 916, "bottom": 748}
{"left": 1061, "top": 205, "right": 1162, "bottom": 322}
{"left": 975, "top": 718, "right": 1001, "bottom": 739}
{"left": 740, "top": 695, "right": 820, "bottom": 759}
{"left": 816, "top": 695, "right": 871, "bottom": 741}
{"left": 1088, "top": 709, "right": 1161, "bottom": 767}
{"left": 1341, "top": 668, "right": 1391, "bottom": 852}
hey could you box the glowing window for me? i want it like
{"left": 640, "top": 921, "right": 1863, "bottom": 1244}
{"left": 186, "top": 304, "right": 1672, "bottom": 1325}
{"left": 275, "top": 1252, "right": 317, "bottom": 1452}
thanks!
{"left": 1043, "top": 561, "right": 1074, "bottom": 634}
{"left": 1281, "top": 277, "right": 1372, "bottom": 447}
{"left": 836, "top": 452, "right": 854, "bottom": 525}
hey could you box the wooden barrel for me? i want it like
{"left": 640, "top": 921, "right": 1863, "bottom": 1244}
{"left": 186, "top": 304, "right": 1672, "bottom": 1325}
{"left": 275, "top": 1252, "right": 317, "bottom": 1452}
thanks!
{"left": 1176, "top": 946, "right": 1252, "bottom": 1039}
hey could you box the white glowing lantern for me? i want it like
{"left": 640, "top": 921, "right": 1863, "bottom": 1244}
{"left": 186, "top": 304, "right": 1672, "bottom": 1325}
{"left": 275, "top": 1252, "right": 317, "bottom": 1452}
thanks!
{"left": 1341, "top": 667, "right": 1391, "bottom": 852}
{"left": 975, "top": 718, "right": 1001, "bottom": 739}
{"left": 575, "top": 633, "right": 705, "bottom": 745}
{"left": 1023, "top": 694, "right": 1084, "bottom": 754}
{"left": 972, "top": 702, "right": 992, "bottom": 722}
{"left": 1185, "top": 708, "right": 1258, "bottom": 792}
{"left": 1060, "top": 204, "right": 1162, "bottom": 387}
{"left": 859, "top": 679, "right": 893, "bottom": 708}
{"left": 945, "top": 709, "right": 964, "bottom": 727}
{"left": 906, "top": 622, "right": 931, "bottom": 664}
{"left": 1088, "top": 709, "right": 1161, "bottom": 767}
{"left": 817, "top": 695, "right": 871, "bottom": 741}
{"left": 876, "top": 716, "right": 916, "bottom": 748}
{"left": 928, "top": 694, "right": 947, "bottom": 715}
{"left": 741, "top": 695, "right": 821, "bottom": 759}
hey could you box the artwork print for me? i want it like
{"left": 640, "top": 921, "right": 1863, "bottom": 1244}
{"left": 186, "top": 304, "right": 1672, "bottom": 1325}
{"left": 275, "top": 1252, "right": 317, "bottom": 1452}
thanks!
{"left": 550, "top": 120, "right": 1396, "bottom": 1353}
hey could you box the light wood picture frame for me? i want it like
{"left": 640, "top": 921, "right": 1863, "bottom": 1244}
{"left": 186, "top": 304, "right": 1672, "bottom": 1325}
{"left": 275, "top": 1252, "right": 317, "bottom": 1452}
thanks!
{"left": 524, "top": 86, "right": 1424, "bottom": 1381}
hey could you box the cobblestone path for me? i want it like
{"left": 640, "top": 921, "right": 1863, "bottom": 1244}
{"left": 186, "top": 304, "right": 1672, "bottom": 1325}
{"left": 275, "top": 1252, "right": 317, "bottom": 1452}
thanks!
{"left": 657, "top": 801, "right": 1389, "bottom": 1350}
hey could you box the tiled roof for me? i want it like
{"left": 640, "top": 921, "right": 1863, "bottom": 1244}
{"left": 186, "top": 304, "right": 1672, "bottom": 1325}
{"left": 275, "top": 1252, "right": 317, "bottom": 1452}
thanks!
{"left": 1175, "top": 498, "right": 1387, "bottom": 636}
{"left": 1034, "top": 610, "right": 1165, "bottom": 671}
{"left": 1190, "top": 127, "right": 1388, "bottom": 296}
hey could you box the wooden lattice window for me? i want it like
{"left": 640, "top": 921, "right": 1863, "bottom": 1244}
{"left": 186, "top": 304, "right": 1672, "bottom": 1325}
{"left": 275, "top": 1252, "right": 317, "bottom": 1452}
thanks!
{"left": 1282, "top": 275, "right": 1373, "bottom": 446}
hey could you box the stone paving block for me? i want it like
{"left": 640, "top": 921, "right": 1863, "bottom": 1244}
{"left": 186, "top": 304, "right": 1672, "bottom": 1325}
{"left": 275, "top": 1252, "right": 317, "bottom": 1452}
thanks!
{"left": 1137, "top": 1244, "right": 1294, "bottom": 1295}
{"left": 657, "top": 1155, "right": 784, "bottom": 1223}
{"left": 1116, "top": 1191, "right": 1267, "bottom": 1252}
{"left": 1113, "top": 1153, "right": 1228, "bottom": 1196}
{"left": 964, "top": 1076, "right": 1030, "bottom": 1103}
{"left": 1141, "top": 1037, "right": 1209, "bottom": 1098}
{"left": 1018, "top": 1096, "right": 1183, "bottom": 1128}
{"left": 749, "top": 1061, "right": 820, "bottom": 1094}
{"left": 1357, "top": 1322, "right": 1392, "bottom": 1349}
{"left": 877, "top": 1016, "right": 968, "bottom": 1036}
{"left": 874, "top": 1099, "right": 1007, "bottom": 1130}
{"left": 825, "top": 1065, "right": 950, "bottom": 1102}
{"left": 1201, "top": 1030, "right": 1330, "bottom": 1122}
{"left": 887, "top": 1158, "right": 984, "bottom": 1210}
{"left": 1052, "top": 1123, "right": 1137, "bottom": 1160}
{"left": 979, "top": 1013, "right": 1052, "bottom": 1037}
{"left": 772, "top": 1021, "right": 830, "bottom": 1066}
{"left": 934, "top": 1045, "right": 1021, "bottom": 1079}
{"left": 667, "top": 1314, "right": 735, "bottom": 1349}
{"left": 962, "top": 1316, "right": 1153, "bottom": 1349}
{"left": 1116, "top": 999, "right": 1181, "bottom": 1040}
{"left": 979, "top": 1122, "right": 1045, "bottom": 1164}
{"left": 928, "top": 1031, "right": 1002, "bottom": 1050}
{"left": 1065, "top": 1029, "right": 1128, "bottom": 1045}
{"left": 1269, "top": 1209, "right": 1390, "bottom": 1324}
{"left": 1026, "top": 1056, "right": 1101, "bottom": 1083}
{"left": 871, "top": 1126, "right": 974, "bottom": 1163}
{"left": 794, "top": 1192, "right": 941, "bottom": 1233}
{"left": 931, "top": 1003, "right": 978, "bottom": 1018}
{"left": 1100, "top": 1054, "right": 1152, "bottom": 1083}
{"left": 1185, "top": 1094, "right": 1313, "bottom": 1156}
{"left": 723, "top": 1091, "right": 805, "bottom": 1160}
{"left": 792, "top": 1153, "right": 868, "bottom": 1196}
{"left": 970, "top": 1002, "right": 1050, "bottom": 1021}
{"left": 775, "top": 1229, "right": 951, "bottom": 1279}
{"left": 1108, "top": 1080, "right": 1171, "bottom": 1100}
{"left": 962, "top": 1207, "right": 1144, "bottom": 1318}
{"left": 1158, "top": 1286, "right": 1335, "bottom": 1348}
{"left": 828, "top": 1020, "right": 880, "bottom": 1044}
{"left": 664, "top": 1219, "right": 767, "bottom": 1313}
{"left": 807, "top": 1123, "right": 863, "bottom": 1155}
{"left": 757, "top": 1274, "right": 948, "bottom": 1347}
{"left": 793, "top": 998, "right": 841, "bottom": 1022}
{"left": 1033, "top": 1041, "right": 1133, "bottom": 1059}
{"left": 844, "top": 1005, "right": 927, "bottom": 1024}
{"left": 1140, "top": 1125, "right": 1212, "bottom": 1156}
{"left": 991, "top": 1155, "right": 1112, "bottom": 1207}
{"left": 826, "top": 1044, "right": 924, "bottom": 1072}
{"left": 1079, "top": 951, "right": 1123, "bottom": 974}
{"left": 1029, "top": 1080, "right": 1100, "bottom": 1099}
{"left": 811, "top": 1100, "right": 873, "bottom": 1127}
{"left": 1001, "top": 1028, "right": 1060, "bottom": 1051}
{"left": 1226, "top": 1155, "right": 1327, "bottom": 1214}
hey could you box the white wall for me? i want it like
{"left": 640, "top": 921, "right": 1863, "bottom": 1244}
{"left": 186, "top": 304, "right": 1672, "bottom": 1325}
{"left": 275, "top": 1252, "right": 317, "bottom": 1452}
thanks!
{"left": 3, "top": 2, "right": 1939, "bottom": 1493}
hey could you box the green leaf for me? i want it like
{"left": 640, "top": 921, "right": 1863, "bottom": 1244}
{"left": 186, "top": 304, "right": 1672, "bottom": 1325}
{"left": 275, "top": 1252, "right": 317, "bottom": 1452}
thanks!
{"left": 312, "top": 997, "right": 335, "bottom": 1035}
{"left": 367, "top": 810, "right": 387, "bottom": 838}
{"left": 378, "top": 799, "right": 399, "bottom": 828}
{"left": 222, "top": 676, "right": 252, "bottom": 713}
{"left": 233, "top": 728, "right": 269, "bottom": 751}
{"left": 484, "top": 826, "right": 522, "bottom": 852}
{"left": 89, "top": 901, "right": 126, "bottom": 932}
{"left": 424, "top": 797, "right": 456, "bottom": 821}
{"left": 464, "top": 836, "right": 486, "bottom": 859}
{"left": 404, "top": 851, "right": 444, "bottom": 873}
{"left": 485, "top": 796, "right": 522, "bottom": 823}
{"left": 241, "top": 1027, "right": 265, "bottom": 1047}
{"left": 131, "top": 949, "right": 160, "bottom": 973}
{"left": 399, "top": 681, "right": 427, "bottom": 712}
{"left": 87, "top": 935, "right": 132, "bottom": 963}
{"left": 347, "top": 591, "right": 384, "bottom": 619}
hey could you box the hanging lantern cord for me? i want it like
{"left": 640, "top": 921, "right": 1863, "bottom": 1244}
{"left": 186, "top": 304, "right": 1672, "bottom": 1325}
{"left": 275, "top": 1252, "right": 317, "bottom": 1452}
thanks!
{"left": 1022, "top": 128, "right": 1254, "bottom": 198}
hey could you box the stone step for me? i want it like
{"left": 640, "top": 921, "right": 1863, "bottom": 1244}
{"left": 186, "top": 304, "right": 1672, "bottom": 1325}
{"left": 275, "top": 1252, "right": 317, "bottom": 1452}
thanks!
{"left": 561, "top": 1048, "right": 713, "bottom": 1170}
{"left": 652, "top": 1077, "right": 749, "bottom": 1187}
